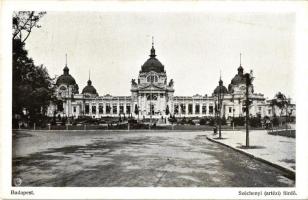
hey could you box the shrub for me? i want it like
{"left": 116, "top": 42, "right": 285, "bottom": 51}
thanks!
{"left": 187, "top": 119, "right": 195, "bottom": 125}
{"left": 199, "top": 118, "right": 206, "bottom": 125}
{"left": 233, "top": 117, "right": 245, "bottom": 126}
{"left": 249, "top": 117, "right": 262, "bottom": 127}
{"left": 208, "top": 117, "right": 216, "bottom": 126}
{"left": 272, "top": 116, "right": 280, "bottom": 127}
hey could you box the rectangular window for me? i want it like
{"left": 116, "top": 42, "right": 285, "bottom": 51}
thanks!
{"left": 73, "top": 106, "right": 76, "bottom": 113}
{"left": 195, "top": 104, "right": 200, "bottom": 114}
{"left": 134, "top": 104, "right": 138, "bottom": 114}
{"left": 268, "top": 109, "right": 271, "bottom": 115}
{"left": 160, "top": 93, "right": 164, "bottom": 98}
{"left": 180, "top": 104, "right": 186, "bottom": 114}
{"left": 99, "top": 104, "right": 103, "bottom": 114}
{"left": 113, "top": 104, "right": 117, "bottom": 114}
{"left": 229, "top": 107, "right": 232, "bottom": 113}
{"left": 126, "top": 104, "right": 131, "bottom": 114}
{"left": 120, "top": 104, "right": 124, "bottom": 114}
{"left": 174, "top": 104, "right": 179, "bottom": 114}
{"left": 202, "top": 104, "right": 206, "bottom": 114}
{"left": 85, "top": 104, "right": 89, "bottom": 114}
{"left": 57, "top": 101, "right": 64, "bottom": 112}
{"left": 188, "top": 104, "right": 193, "bottom": 114}
{"left": 209, "top": 105, "right": 213, "bottom": 114}
{"left": 106, "top": 104, "right": 111, "bottom": 114}
{"left": 92, "top": 106, "right": 96, "bottom": 114}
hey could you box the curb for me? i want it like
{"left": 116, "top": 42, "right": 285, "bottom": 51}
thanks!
{"left": 13, "top": 129, "right": 206, "bottom": 133}
{"left": 206, "top": 136, "right": 295, "bottom": 180}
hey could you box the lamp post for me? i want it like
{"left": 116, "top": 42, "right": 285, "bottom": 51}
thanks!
{"left": 232, "top": 94, "right": 235, "bottom": 131}
{"left": 244, "top": 72, "right": 254, "bottom": 147}
{"left": 149, "top": 77, "right": 153, "bottom": 129}
{"left": 216, "top": 78, "right": 226, "bottom": 139}
{"left": 286, "top": 98, "right": 293, "bottom": 131}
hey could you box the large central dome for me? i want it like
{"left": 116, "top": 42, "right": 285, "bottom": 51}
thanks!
{"left": 141, "top": 44, "right": 165, "bottom": 73}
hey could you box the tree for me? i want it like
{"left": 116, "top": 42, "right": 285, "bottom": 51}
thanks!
{"left": 12, "top": 12, "right": 54, "bottom": 127}
{"left": 13, "top": 11, "right": 46, "bottom": 43}
{"left": 271, "top": 92, "right": 288, "bottom": 126}
{"left": 13, "top": 40, "right": 55, "bottom": 120}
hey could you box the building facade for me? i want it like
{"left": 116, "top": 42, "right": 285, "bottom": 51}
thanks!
{"left": 47, "top": 43, "right": 295, "bottom": 120}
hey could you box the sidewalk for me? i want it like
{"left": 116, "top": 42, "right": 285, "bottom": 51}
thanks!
{"left": 206, "top": 130, "right": 295, "bottom": 178}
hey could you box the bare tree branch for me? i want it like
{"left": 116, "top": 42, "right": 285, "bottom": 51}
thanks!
{"left": 13, "top": 11, "right": 46, "bottom": 42}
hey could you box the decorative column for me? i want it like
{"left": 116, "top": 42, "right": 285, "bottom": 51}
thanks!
{"left": 89, "top": 102, "right": 92, "bottom": 116}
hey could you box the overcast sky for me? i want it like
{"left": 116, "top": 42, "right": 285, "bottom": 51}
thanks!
{"left": 25, "top": 12, "right": 295, "bottom": 99}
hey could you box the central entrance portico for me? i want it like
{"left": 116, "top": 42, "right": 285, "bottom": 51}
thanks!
{"left": 131, "top": 40, "right": 174, "bottom": 119}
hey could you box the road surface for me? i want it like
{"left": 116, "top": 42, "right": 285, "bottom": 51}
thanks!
{"left": 12, "top": 130, "right": 294, "bottom": 187}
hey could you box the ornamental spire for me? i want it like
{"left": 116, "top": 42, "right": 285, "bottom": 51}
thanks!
{"left": 63, "top": 53, "right": 69, "bottom": 75}
{"left": 238, "top": 53, "right": 244, "bottom": 75}
{"left": 240, "top": 53, "right": 242, "bottom": 66}
{"left": 150, "top": 36, "right": 156, "bottom": 58}
{"left": 219, "top": 70, "right": 223, "bottom": 86}
{"left": 87, "top": 69, "right": 92, "bottom": 86}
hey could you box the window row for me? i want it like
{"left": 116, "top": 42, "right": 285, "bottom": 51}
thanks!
{"left": 82, "top": 104, "right": 131, "bottom": 115}
{"left": 174, "top": 104, "right": 214, "bottom": 115}
{"left": 147, "top": 75, "right": 158, "bottom": 83}
{"left": 140, "top": 93, "right": 165, "bottom": 99}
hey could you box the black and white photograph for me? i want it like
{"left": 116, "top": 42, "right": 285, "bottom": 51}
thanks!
{"left": 1, "top": 1, "right": 308, "bottom": 199}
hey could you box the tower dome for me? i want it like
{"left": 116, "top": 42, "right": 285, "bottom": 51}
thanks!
{"left": 140, "top": 39, "right": 165, "bottom": 73}
{"left": 213, "top": 78, "right": 228, "bottom": 95}
{"left": 230, "top": 53, "right": 246, "bottom": 85}
{"left": 82, "top": 79, "right": 98, "bottom": 96}
{"left": 230, "top": 65, "right": 246, "bottom": 85}
{"left": 56, "top": 65, "right": 77, "bottom": 86}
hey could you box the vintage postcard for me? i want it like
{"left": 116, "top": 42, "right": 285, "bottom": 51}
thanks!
{"left": 1, "top": 0, "right": 308, "bottom": 199}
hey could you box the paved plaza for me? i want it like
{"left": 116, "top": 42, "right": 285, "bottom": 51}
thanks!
{"left": 208, "top": 130, "right": 295, "bottom": 173}
{"left": 12, "top": 130, "right": 294, "bottom": 187}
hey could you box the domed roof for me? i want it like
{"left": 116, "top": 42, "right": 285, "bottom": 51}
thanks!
{"left": 230, "top": 65, "right": 246, "bottom": 85}
{"left": 213, "top": 79, "right": 229, "bottom": 95}
{"left": 231, "top": 74, "right": 246, "bottom": 85}
{"left": 141, "top": 45, "right": 165, "bottom": 73}
{"left": 82, "top": 80, "right": 98, "bottom": 95}
{"left": 56, "top": 65, "right": 77, "bottom": 86}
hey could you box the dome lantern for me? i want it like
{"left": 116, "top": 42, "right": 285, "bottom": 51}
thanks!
{"left": 63, "top": 65, "right": 69, "bottom": 75}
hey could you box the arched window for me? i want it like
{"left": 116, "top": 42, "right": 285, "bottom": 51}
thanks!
{"left": 147, "top": 94, "right": 158, "bottom": 100}
{"left": 147, "top": 75, "right": 158, "bottom": 83}
{"left": 59, "top": 86, "right": 66, "bottom": 90}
